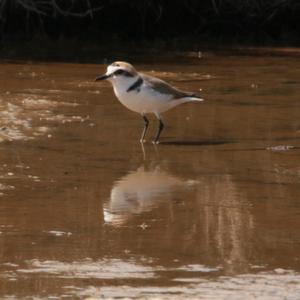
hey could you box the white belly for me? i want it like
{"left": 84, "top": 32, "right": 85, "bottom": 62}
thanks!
{"left": 113, "top": 85, "right": 178, "bottom": 115}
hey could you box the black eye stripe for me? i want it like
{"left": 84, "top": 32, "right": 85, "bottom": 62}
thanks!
{"left": 114, "top": 69, "right": 125, "bottom": 75}
{"left": 113, "top": 69, "right": 134, "bottom": 77}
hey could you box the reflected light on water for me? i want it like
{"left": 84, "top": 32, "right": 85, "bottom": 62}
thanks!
{"left": 0, "top": 96, "right": 83, "bottom": 142}
{"left": 17, "top": 258, "right": 158, "bottom": 279}
{"left": 71, "top": 269, "right": 300, "bottom": 299}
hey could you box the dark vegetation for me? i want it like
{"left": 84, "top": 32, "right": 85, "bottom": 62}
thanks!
{"left": 0, "top": 0, "right": 299, "bottom": 59}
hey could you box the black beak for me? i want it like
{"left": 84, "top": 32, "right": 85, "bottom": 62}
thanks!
{"left": 95, "top": 74, "right": 110, "bottom": 81}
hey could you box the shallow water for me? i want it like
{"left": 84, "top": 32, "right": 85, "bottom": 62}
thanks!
{"left": 1, "top": 54, "right": 300, "bottom": 299}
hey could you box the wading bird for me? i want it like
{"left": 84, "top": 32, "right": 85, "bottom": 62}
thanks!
{"left": 95, "top": 61, "right": 203, "bottom": 143}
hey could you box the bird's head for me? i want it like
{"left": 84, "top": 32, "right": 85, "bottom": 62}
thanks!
{"left": 95, "top": 61, "right": 138, "bottom": 83}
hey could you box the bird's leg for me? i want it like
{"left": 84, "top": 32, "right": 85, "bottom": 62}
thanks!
{"left": 153, "top": 116, "right": 164, "bottom": 144}
{"left": 140, "top": 115, "right": 149, "bottom": 143}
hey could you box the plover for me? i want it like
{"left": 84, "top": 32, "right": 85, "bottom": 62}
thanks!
{"left": 95, "top": 61, "right": 203, "bottom": 143}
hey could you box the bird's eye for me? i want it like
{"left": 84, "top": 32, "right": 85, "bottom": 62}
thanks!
{"left": 114, "top": 69, "right": 125, "bottom": 76}
{"left": 113, "top": 69, "right": 134, "bottom": 77}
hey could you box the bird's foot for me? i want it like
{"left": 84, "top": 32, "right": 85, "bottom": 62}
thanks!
{"left": 152, "top": 140, "right": 160, "bottom": 145}
{"left": 140, "top": 139, "right": 146, "bottom": 143}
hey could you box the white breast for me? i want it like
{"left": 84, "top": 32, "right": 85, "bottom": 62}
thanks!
{"left": 112, "top": 78, "right": 178, "bottom": 115}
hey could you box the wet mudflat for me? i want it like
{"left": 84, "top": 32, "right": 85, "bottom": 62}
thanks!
{"left": 1, "top": 53, "right": 300, "bottom": 299}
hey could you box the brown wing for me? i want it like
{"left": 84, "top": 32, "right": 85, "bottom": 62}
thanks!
{"left": 141, "top": 73, "right": 196, "bottom": 99}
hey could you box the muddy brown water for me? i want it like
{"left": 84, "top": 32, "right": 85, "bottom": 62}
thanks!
{"left": 1, "top": 54, "right": 300, "bottom": 299}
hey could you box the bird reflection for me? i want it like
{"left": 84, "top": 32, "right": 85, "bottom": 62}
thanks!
{"left": 104, "top": 165, "right": 196, "bottom": 226}
{"left": 102, "top": 144, "right": 255, "bottom": 274}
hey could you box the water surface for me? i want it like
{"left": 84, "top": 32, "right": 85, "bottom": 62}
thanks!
{"left": 1, "top": 54, "right": 300, "bottom": 299}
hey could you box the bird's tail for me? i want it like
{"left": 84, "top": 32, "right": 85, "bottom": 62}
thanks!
{"left": 183, "top": 92, "right": 204, "bottom": 102}
{"left": 184, "top": 96, "right": 204, "bottom": 102}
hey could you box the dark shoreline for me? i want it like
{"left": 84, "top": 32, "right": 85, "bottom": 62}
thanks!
{"left": 0, "top": 43, "right": 300, "bottom": 64}
{"left": 1, "top": 38, "right": 300, "bottom": 64}
{"left": 0, "top": 0, "right": 299, "bottom": 63}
